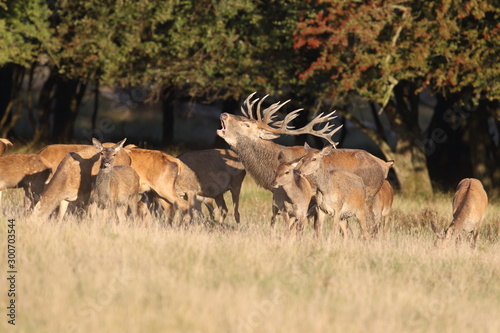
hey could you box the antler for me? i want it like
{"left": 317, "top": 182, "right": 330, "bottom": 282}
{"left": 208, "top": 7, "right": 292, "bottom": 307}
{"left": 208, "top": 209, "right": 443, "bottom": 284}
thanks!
{"left": 240, "top": 92, "right": 342, "bottom": 147}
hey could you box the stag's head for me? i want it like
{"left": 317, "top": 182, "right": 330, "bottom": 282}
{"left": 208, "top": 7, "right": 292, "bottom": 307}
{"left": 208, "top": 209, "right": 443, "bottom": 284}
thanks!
{"left": 93, "top": 138, "right": 127, "bottom": 170}
{"left": 295, "top": 143, "right": 333, "bottom": 176}
{"left": 271, "top": 153, "right": 300, "bottom": 188}
{"left": 217, "top": 92, "right": 341, "bottom": 148}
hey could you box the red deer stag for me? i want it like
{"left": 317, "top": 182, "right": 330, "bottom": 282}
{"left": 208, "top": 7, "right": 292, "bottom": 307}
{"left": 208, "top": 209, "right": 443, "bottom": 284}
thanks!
{"left": 431, "top": 178, "right": 488, "bottom": 249}
{"left": 217, "top": 93, "right": 392, "bottom": 233}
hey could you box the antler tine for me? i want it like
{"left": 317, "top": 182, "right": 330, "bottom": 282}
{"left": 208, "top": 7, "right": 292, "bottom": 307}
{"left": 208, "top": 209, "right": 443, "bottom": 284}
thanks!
{"left": 270, "top": 109, "right": 341, "bottom": 148}
{"left": 262, "top": 99, "right": 291, "bottom": 126}
{"left": 241, "top": 92, "right": 258, "bottom": 119}
{"left": 255, "top": 94, "right": 269, "bottom": 122}
{"left": 273, "top": 108, "right": 303, "bottom": 130}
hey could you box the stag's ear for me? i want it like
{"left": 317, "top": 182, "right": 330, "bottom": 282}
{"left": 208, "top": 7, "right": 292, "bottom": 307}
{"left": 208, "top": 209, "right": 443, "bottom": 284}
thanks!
{"left": 114, "top": 138, "right": 127, "bottom": 152}
{"left": 259, "top": 129, "right": 280, "bottom": 140}
{"left": 92, "top": 138, "right": 103, "bottom": 152}
{"left": 277, "top": 152, "right": 286, "bottom": 164}
{"left": 304, "top": 142, "right": 312, "bottom": 152}
{"left": 320, "top": 145, "right": 333, "bottom": 156}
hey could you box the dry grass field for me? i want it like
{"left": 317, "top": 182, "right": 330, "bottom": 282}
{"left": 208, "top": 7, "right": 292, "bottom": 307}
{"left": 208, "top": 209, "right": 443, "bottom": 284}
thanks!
{"left": 1, "top": 177, "right": 499, "bottom": 333}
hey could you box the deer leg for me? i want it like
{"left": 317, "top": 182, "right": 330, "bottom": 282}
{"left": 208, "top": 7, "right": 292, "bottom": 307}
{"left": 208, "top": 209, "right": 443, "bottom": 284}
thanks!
{"left": 339, "top": 219, "right": 349, "bottom": 240}
{"left": 230, "top": 187, "right": 242, "bottom": 224}
{"left": 365, "top": 200, "right": 376, "bottom": 236}
{"left": 203, "top": 197, "right": 216, "bottom": 221}
{"left": 313, "top": 207, "right": 325, "bottom": 238}
{"left": 155, "top": 184, "right": 190, "bottom": 224}
{"left": 356, "top": 208, "right": 370, "bottom": 241}
{"left": 471, "top": 230, "right": 479, "bottom": 249}
{"left": 215, "top": 195, "right": 228, "bottom": 224}
{"left": 128, "top": 196, "right": 138, "bottom": 222}
{"left": 58, "top": 200, "right": 70, "bottom": 221}
{"left": 158, "top": 198, "right": 175, "bottom": 226}
{"left": 270, "top": 204, "right": 279, "bottom": 228}
{"left": 116, "top": 205, "right": 127, "bottom": 224}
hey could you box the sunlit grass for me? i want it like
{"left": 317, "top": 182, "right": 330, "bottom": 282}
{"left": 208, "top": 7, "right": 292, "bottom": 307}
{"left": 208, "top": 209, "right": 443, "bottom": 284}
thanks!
{"left": 0, "top": 178, "right": 499, "bottom": 333}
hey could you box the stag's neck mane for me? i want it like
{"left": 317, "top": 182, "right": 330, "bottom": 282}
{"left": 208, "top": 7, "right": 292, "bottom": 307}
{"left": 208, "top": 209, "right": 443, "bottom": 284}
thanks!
{"left": 232, "top": 138, "right": 300, "bottom": 192}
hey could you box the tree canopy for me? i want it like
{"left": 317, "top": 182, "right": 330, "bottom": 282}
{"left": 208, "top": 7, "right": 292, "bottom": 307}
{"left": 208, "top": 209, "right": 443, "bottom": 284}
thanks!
{"left": 0, "top": 0, "right": 499, "bottom": 195}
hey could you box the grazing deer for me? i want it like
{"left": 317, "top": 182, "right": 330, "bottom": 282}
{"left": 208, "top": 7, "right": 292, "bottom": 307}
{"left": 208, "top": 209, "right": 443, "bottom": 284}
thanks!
{"left": 33, "top": 141, "right": 131, "bottom": 220}
{"left": 217, "top": 93, "right": 392, "bottom": 229}
{"left": 0, "top": 153, "right": 51, "bottom": 208}
{"left": 0, "top": 138, "right": 13, "bottom": 156}
{"left": 123, "top": 146, "right": 191, "bottom": 223}
{"left": 296, "top": 144, "right": 370, "bottom": 240}
{"left": 431, "top": 178, "right": 488, "bottom": 249}
{"left": 270, "top": 153, "right": 313, "bottom": 234}
{"left": 90, "top": 138, "right": 140, "bottom": 222}
{"left": 371, "top": 180, "right": 394, "bottom": 236}
{"left": 177, "top": 149, "right": 246, "bottom": 223}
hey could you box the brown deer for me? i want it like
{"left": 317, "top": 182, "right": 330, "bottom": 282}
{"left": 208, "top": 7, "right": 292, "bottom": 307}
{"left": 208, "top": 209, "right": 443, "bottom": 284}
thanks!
{"left": 217, "top": 93, "right": 392, "bottom": 229}
{"left": 270, "top": 153, "right": 313, "bottom": 234}
{"left": 371, "top": 180, "right": 394, "bottom": 236}
{"left": 176, "top": 149, "right": 246, "bottom": 223}
{"left": 0, "top": 138, "right": 13, "bottom": 156}
{"left": 296, "top": 144, "right": 371, "bottom": 240}
{"left": 33, "top": 141, "right": 131, "bottom": 220}
{"left": 123, "top": 146, "right": 191, "bottom": 223}
{"left": 37, "top": 144, "right": 89, "bottom": 180}
{"left": 431, "top": 178, "right": 488, "bottom": 249}
{"left": 0, "top": 153, "right": 51, "bottom": 208}
{"left": 90, "top": 139, "right": 140, "bottom": 222}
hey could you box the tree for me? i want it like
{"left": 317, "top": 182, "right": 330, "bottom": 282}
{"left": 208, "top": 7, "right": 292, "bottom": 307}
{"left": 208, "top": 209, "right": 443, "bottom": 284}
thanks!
{"left": 293, "top": 0, "right": 500, "bottom": 196}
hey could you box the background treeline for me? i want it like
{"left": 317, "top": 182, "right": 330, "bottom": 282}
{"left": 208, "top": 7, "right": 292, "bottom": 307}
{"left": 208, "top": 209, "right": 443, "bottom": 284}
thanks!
{"left": 0, "top": 0, "right": 499, "bottom": 197}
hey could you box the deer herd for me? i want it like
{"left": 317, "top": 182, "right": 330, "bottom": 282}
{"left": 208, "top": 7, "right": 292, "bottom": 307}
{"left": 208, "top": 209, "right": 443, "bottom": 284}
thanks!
{"left": 0, "top": 93, "right": 489, "bottom": 249}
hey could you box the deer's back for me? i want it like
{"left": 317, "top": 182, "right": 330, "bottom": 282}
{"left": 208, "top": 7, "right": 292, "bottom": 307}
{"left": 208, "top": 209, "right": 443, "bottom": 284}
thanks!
{"left": 0, "top": 154, "right": 50, "bottom": 189}
{"left": 452, "top": 178, "right": 488, "bottom": 232}
{"left": 320, "top": 149, "right": 386, "bottom": 201}
{"left": 177, "top": 149, "right": 245, "bottom": 197}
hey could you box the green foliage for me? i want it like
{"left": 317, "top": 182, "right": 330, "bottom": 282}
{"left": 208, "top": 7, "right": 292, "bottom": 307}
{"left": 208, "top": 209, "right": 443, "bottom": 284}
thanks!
{"left": 294, "top": 0, "right": 500, "bottom": 102}
{"left": 0, "top": 0, "right": 55, "bottom": 66}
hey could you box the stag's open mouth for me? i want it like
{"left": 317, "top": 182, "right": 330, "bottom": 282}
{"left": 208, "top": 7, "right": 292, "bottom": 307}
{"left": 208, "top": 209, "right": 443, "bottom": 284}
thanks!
{"left": 217, "top": 116, "right": 227, "bottom": 137}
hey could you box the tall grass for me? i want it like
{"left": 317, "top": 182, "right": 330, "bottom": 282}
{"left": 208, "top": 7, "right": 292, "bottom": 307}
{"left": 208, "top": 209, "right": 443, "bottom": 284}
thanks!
{"left": 0, "top": 178, "right": 499, "bottom": 333}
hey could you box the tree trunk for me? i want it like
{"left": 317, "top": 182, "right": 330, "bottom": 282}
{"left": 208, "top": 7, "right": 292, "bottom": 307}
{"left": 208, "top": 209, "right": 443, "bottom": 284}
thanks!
{"left": 53, "top": 77, "right": 86, "bottom": 142}
{"left": 344, "top": 81, "right": 433, "bottom": 197}
{"left": 0, "top": 64, "right": 14, "bottom": 122}
{"left": 463, "top": 97, "right": 498, "bottom": 196}
{"left": 35, "top": 70, "right": 57, "bottom": 141}
{"left": 385, "top": 81, "right": 433, "bottom": 196}
{"left": 162, "top": 87, "right": 175, "bottom": 146}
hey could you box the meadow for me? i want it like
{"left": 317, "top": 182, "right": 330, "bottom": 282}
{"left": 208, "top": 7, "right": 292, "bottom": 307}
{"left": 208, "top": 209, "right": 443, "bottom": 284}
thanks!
{"left": 0, "top": 177, "right": 499, "bottom": 333}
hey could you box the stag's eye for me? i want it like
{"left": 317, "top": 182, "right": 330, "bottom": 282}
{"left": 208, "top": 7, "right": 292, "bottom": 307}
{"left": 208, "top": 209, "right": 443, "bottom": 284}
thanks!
{"left": 242, "top": 123, "right": 250, "bottom": 128}
{"left": 285, "top": 171, "right": 290, "bottom": 175}
{"left": 312, "top": 157, "right": 317, "bottom": 161}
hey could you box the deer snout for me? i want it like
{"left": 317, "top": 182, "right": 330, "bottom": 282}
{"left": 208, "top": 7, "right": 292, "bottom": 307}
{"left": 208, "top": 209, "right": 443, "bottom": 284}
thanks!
{"left": 271, "top": 180, "right": 278, "bottom": 188}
